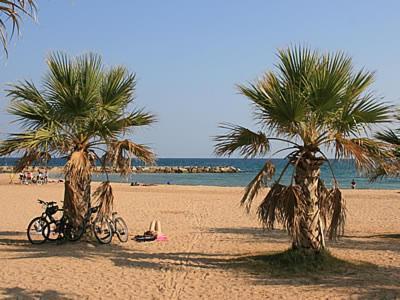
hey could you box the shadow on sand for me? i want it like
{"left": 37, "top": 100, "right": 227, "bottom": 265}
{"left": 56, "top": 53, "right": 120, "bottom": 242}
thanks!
{"left": 0, "top": 287, "right": 76, "bottom": 300}
{"left": 0, "top": 229, "right": 399, "bottom": 298}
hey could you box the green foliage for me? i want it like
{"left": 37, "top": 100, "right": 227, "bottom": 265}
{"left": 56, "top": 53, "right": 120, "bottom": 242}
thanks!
{"left": 214, "top": 46, "right": 393, "bottom": 245}
{"left": 370, "top": 114, "right": 400, "bottom": 179}
{"left": 0, "top": 0, "right": 37, "bottom": 56}
{"left": 0, "top": 52, "right": 156, "bottom": 172}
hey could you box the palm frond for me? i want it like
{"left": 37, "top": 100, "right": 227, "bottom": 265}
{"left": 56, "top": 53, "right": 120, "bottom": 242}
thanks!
{"left": 375, "top": 129, "right": 400, "bottom": 147}
{"left": 333, "top": 136, "right": 392, "bottom": 171}
{"left": 258, "top": 184, "right": 303, "bottom": 240}
{"left": 0, "top": 0, "right": 36, "bottom": 55}
{"left": 319, "top": 185, "right": 346, "bottom": 240}
{"left": 103, "top": 139, "right": 155, "bottom": 175}
{"left": 240, "top": 161, "right": 275, "bottom": 212}
{"left": 100, "top": 67, "right": 135, "bottom": 114}
{"left": 93, "top": 181, "right": 114, "bottom": 219}
{"left": 64, "top": 150, "right": 93, "bottom": 183}
{"left": 214, "top": 123, "right": 270, "bottom": 157}
{"left": 14, "top": 149, "right": 50, "bottom": 172}
{"left": 0, "top": 127, "right": 60, "bottom": 155}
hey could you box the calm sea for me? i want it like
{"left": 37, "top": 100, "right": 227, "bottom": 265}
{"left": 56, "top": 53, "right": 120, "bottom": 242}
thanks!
{"left": 1, "top": 158, "right": 399, "bottom": 189}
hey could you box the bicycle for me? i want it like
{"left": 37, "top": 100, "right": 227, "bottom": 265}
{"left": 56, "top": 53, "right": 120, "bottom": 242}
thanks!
{"left": 43, "top": 204, "right": 114, "bottom": 243}
{"left": 27, "top": 200, "right": 55, "bottom": 244}
{"left": 27, "top": 199, "right": 75, "bottom": 244}
{"left": 93, "top": 212, "right": 129, "bottom": 244}
{"left": 27, "top": 199, "right": 94, "bottom": 244}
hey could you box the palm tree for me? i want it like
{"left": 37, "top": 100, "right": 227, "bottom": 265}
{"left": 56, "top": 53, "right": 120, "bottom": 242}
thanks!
{"left": 0, "top": 52, "right": 155, "bottom": 225}
{"left": 371, "top": 114, "right": 400, "bottom": 179}
{"left": 0, "top": 0, "right": 37, "bottom": 55}
{"left": 215, "top": 46, "right": 392, "bottom": 252}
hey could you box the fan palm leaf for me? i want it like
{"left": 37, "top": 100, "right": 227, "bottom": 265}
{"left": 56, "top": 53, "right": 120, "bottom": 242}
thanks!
{"left": 0, "top": 51, "right": 156, "bottom": 226}
{"left": 214, "top": 45, "right": 393, "bottom": 251}
{"left": 0, "top": 0, "right": 36, "bottom": 55}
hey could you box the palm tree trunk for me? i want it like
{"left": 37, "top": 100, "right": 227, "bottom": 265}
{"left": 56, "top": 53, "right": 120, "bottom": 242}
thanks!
{"left": 293, "top": 154, "right": 325, "bottom": 251}
{"left": 63, "top": 150, "right": 92, "bottom": 226}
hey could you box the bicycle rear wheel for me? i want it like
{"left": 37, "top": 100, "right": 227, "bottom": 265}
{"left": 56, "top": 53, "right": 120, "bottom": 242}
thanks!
{"left": 92, "top": 218, "right": 112, "bottom": 244}
{"left": 114, "top": 217, "right": 129, "bottom": 242}
{"left": 27, "top": 217, "right": 48, "bottom": 244}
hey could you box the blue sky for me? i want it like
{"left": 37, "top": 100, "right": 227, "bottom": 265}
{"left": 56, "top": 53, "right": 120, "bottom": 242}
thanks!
{"left": 0, "top": 0, "right": 399, "bottom": 158}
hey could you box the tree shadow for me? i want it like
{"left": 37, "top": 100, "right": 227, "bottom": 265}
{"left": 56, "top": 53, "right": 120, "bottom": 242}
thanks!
{"left": 229, "top": 250, "right": 400, "bottom": 298}
{"left": 1, "top": 287, "right": 76, "bottom": 299}
{"left": 207, "top": 226, "right": 290, "bottom": 244}
{"left": 0, "top": 231, "right": 30, "bottom": 246}
{"left": 1, "top": 230, "right": 400, "bottom": 298}
{"left": 329, "top": 233, "right": 400, "bottom": 252}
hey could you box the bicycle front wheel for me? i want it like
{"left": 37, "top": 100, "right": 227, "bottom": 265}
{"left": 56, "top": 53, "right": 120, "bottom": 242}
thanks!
{"left": 92, "top": 218, "right": 112, "bottom": 244}
{"left": 114, "top": 217, "right": 129, "bottom": 242}
{"left": 27, "top": 217, "right": 48, "bottom": 244}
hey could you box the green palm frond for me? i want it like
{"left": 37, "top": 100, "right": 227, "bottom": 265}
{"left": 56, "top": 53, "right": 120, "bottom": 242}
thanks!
{"left": 214, "top": 123, "right": 271, "bottom": 157}
{"left": 0, "top": 0, "right": 36, "bottom": 55}
{"left": 215, "top": 45, "right": 394, "bottom": 249}
{"left": 100, "top": 67, "right": 135, "bottom": 114}
{"left": 375, "top": 129, "right": 400, "bottom": 147}
{"left": 0, "top": 127, "right": 60, "bottom": 155}
{"left": 2, "top": 51, "right": 155, "bottom": 164}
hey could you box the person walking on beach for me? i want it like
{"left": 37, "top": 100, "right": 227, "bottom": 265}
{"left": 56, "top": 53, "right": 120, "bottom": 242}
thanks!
{"left": 351, "top": 179, "right": 356, "bottom": 189}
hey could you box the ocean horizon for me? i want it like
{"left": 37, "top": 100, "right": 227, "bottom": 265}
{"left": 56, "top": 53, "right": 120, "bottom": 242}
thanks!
{"left": 1, "top": 157, "right": 399, "bottom": 190}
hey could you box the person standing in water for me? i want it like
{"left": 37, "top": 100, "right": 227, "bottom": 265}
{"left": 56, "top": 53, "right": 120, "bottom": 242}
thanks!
{"left": 351, "top": 179, "right": 356, "bottom": 189}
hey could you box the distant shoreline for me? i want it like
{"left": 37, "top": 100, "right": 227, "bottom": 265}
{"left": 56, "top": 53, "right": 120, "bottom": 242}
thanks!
{"left": 0, "top": 165, "right": 240, "bottom": 174}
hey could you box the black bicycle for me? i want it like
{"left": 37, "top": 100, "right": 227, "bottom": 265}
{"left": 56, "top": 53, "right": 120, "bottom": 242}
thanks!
{"left": 44, "top": 204, "right": 114, "bottom": 243}
{"left": 27, "top": 199, "right": 79, "bottom": 244}
{"left": 93, "top": 212, "right": 128, "bottom": 244}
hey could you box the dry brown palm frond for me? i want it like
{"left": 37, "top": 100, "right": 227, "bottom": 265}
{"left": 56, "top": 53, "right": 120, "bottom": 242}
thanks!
{"left": 257, "top": 183, "right": 286, "bottom": 229}
{"left": 241, "top": 161, "right": 275, "bottom": 212}
{"left": 14, "top": 149, "right": 50, "bottom": 172}
{"left": 279, "top": 185, "right": 303, "bottom": 239}
{"left": 104, "top": 139, "right": 155, "bottom": 175}
{"left": 367, "top": 152, "right": 400, "bottom": 181}
{"left": 317, "top": 179, "right": 330, "bottom": 229}
{"left": 92, "top": 181, "right": 114, "bottom": 219}
{"left": 64, "top": 150, "right": 93, "bottom": 182}
{"left": 258, "top": 184, "right": 303, "bottom": 239}
{"left": 63, "top": 150, "right": 93, "bottom": 223}
{"left": 326, "top": 187, "right": 346, "bottom": 240}
{"left": 319, "top": 183, "right": 346, "bottom": 240}
{"left": 63, "top": 181, "right": 82, "bottom": 226}
{"left": 334, "top": 135, "right": 392, "bottom": 171}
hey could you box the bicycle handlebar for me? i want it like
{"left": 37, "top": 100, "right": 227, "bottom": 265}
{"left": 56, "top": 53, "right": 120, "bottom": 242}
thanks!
{"left": 37, "top": 199, "right": 57, "bottom": 206}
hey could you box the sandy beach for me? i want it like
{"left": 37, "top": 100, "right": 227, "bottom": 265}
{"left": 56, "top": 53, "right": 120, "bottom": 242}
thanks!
{"left": 0, "top": 174, "right": 399, "bottom": 299}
